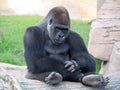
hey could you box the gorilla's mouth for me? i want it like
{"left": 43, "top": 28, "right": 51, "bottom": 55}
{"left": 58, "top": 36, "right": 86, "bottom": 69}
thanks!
{"left": 54, "top": 39, "right": 63, "bottom": 44}
{"left": 54, "top": 39, "right": 62, "bottom": 43}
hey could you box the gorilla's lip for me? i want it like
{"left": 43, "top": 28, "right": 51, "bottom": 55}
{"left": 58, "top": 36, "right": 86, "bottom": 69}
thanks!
{"left": 54, "top": 39, "right": 63, "bottom": 44}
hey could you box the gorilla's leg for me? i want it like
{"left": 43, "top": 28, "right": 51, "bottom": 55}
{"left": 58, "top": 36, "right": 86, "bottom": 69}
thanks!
{"left": 65, "top": 64, "right": 109, "bottom": 86}
{"left": 81, "top": 74, "right": 109, "bottom": 86}
{"left": 25, "top": 71, "right": 51, "bottom": 81}
{"left": 26, "top": 71, "right": 63, "bottom": 85}
{"left": 66, "top": 72, "right": 109, "bottom": 86}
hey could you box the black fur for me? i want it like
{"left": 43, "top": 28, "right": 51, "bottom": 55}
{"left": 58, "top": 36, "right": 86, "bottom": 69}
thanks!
{"left": 24, "top": 6, "right": 96, "bottom": 83}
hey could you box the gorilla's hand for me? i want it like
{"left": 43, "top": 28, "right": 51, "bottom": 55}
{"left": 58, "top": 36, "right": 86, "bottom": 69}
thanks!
{"left": 64, "top": 60, "right": 79, "bottom": 72}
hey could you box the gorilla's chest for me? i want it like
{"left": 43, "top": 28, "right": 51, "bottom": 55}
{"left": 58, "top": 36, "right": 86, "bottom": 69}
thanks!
{"left": 44, "top": 40, "right": 69, "bottom": 54}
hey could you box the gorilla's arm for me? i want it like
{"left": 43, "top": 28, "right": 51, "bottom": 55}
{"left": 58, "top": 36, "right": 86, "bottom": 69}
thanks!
{"left": 24, "top": 26, "right": 65, "bottom": 73}
{"left": 67, "top": 31, "right": 96, "bottom": 72}
{"left": 24, "top": 26, "right": 45, "bottom": 73}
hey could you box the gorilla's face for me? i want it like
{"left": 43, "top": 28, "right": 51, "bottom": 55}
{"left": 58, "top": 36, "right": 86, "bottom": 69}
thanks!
{"left": 47, "top": 17, "right": 70, "bottom": 45}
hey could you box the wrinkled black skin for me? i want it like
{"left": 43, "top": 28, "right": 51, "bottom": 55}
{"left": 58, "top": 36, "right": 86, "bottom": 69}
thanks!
{"left": 24, "top": 7, "right": 96, "bottom": 82}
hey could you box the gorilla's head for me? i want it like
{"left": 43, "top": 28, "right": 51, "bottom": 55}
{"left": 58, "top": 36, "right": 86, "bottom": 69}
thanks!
{"left": 46, "top": 7, "right": 70, "bottom": 45}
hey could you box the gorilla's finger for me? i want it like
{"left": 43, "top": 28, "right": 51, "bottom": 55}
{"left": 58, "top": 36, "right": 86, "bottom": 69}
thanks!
{"left": 70, "top": 68, "right": 75, "bottom": 72}
{"left": 45, "top": 77, "right": 50, "bottom": 84}
{"left": 99, "top": 75, "right": 104, "bottom": 83}
{"left": 106, "top": 77, "right": 109, "bottom": 81}
{"left": 64, "top": 61, "right": 71, "bottom": 64}
{"left": 100, "top": 76, "right": 109, "bottom": 84}
{"left": 65, "top": 61, "right": 73, "bottom": 68}
{"left": 45, "top": 77, "right": 49, "bottom": 81}
{"left": 49, "top": 72, "right": 56, "bottom": 78}
{"left": 65, "top": 63, "right": 71, "bottom": 68}
{"left": 105, "top": 77, "right": 109, "bottom": 83}
{"left": 67, "top": 65, "right": 75, "bottom": 71}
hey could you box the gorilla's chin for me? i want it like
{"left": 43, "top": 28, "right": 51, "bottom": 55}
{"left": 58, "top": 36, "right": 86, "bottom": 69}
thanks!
{"left": 54, "top": 39, "right": 65, "bottom": 45}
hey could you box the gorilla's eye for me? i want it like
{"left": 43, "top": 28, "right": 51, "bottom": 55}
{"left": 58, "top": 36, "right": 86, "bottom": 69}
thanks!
{"left": 49, "top": 19, "right": 53, "bottom": 25}
{"left": 55, "top": 26, "right": 68, "bottom": 31}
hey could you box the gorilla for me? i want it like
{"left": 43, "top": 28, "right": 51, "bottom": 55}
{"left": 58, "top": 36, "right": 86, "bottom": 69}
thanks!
{"left": 24, "top": 6, "right": 109, "bottom": 86}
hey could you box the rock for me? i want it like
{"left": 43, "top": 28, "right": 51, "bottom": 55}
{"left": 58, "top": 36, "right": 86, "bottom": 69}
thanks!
{"left": 99, "top": 61, "right": 109, "bottom": 76}
{"left": 88, "top": 0, "right": 120, "bottom": 61}
{"left": 0, "top": 63, "right": 120, "bottom": 90}
{"left": 100, "top": 42, "right": 120, "bottom": 75}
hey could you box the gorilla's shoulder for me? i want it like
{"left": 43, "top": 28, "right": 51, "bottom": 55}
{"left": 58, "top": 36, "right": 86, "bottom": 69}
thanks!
{"left": 68, "top": 31, "right": 81, "bottom": 39}
{"left": 24, "top": 26, "right": 44, "bottom": 42}
{"left": 26, "top": 26, "right": 43, "bottom": 34}
{"left": 26, "top": 26, "right": 43, "bottom": 35}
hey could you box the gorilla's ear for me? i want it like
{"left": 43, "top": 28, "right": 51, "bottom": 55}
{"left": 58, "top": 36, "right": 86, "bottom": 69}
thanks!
{"left": 49, "top": 18, "right": 53, "bottom": 25}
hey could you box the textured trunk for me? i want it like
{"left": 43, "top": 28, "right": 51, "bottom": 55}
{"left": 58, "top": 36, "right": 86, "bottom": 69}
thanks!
{"left": 0, "top": 63, "right": 120, "bottom": 90}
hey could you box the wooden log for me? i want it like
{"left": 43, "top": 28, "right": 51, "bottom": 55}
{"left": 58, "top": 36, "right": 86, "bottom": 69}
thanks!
{"left": 0, "top": 63, "right": 120, "bottom": 90}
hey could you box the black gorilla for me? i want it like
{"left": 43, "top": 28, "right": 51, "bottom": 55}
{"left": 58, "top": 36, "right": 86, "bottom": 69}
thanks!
{"left": 24, "top": 6, "right": 109, "bottom": 86}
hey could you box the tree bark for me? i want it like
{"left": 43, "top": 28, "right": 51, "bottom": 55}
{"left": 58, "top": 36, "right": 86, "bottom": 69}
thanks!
{"left": 0, "top": 63, "right": 120, "bottom": 90}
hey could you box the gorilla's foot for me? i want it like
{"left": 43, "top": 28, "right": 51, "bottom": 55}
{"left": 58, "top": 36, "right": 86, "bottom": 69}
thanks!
{"left": 82, "top": 74, "right": 109, "bottom": 86}
{"left": 45, "top": 72, "right": 63, "bottom": 85}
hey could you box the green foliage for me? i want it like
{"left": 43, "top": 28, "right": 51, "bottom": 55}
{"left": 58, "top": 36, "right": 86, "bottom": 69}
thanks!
{"left": 71, "top": 20, "right": 90, "bottom": 46}
{"left": 95, "top": 59, "right": 101, "bottom": 73}
{"left": 0, "top": 15, "right": 101, "bottom": 72}
{"left": 0, "top": 15, "right": 44, "bottom": 65}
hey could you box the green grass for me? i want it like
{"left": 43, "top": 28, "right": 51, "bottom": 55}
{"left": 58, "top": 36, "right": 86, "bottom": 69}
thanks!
{"left": 0, "top": 15, "right": 101, "bottom": 72}
{"left": 0, "top": 15, "right": 43, "bottom": 65}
